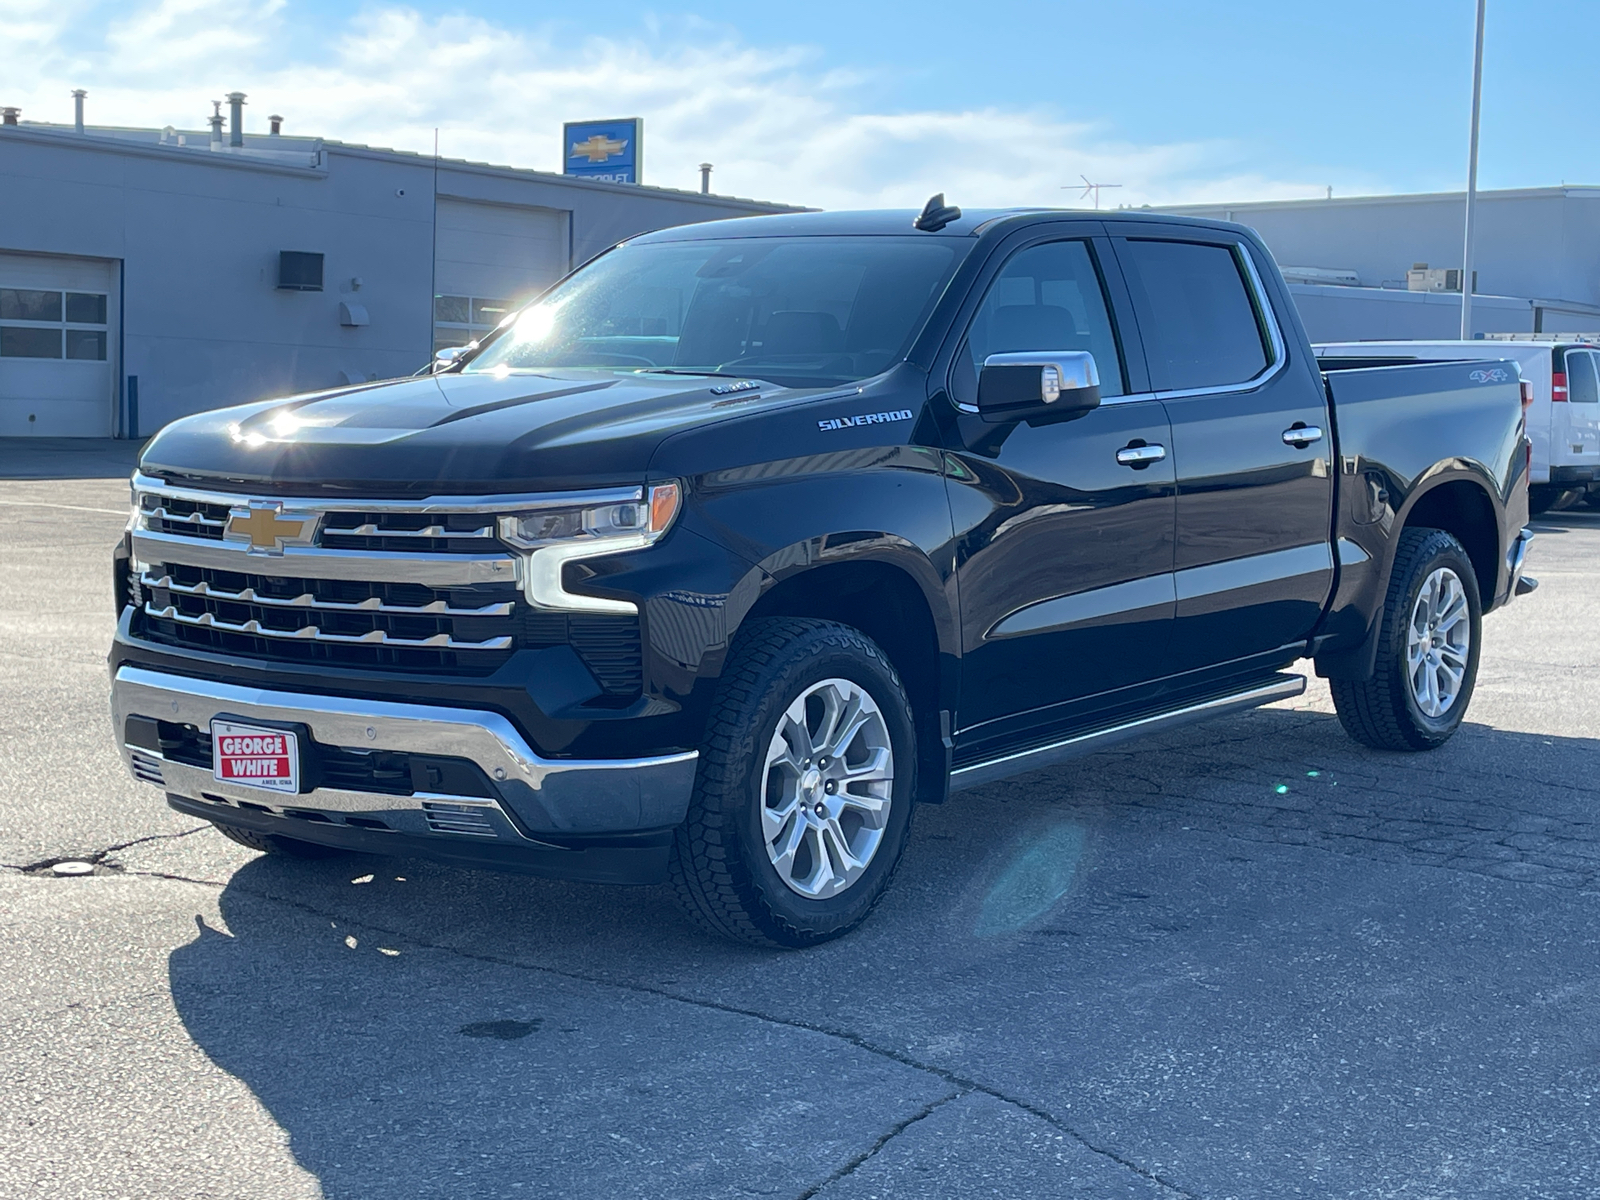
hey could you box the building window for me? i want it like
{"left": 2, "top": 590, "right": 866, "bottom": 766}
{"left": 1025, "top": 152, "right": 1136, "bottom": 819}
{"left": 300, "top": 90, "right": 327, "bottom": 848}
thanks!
{"left": 278, "top": 251, "right": 325, "bottom": 291}
{"left": 0, "top": 288, "right": 107, "bottom": 360}
{"left": 434, "top": 294, "right": 514, "bottom": 355}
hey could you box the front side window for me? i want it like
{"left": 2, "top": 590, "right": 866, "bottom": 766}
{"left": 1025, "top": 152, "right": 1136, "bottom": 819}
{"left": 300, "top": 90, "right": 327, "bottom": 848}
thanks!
{"left": 463, "top": 236, "right": 964, "bottom": 389}
{"left": 1565, "top": 349, "right": 1600, "bottom": 403}
{"left": 951, "top": 239, "right": 1126, "bottom": 406}
{"left": 1120, "top": 239, "right": 1271, "bottom": 392}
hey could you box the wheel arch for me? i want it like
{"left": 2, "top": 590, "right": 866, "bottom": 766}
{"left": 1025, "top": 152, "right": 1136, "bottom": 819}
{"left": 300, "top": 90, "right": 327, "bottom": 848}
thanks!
{"left": 1393, "top": 474, "right": 1501, "bottom": 606}
{"left": 733, "top": 552, "right": 955, "bottom": 803}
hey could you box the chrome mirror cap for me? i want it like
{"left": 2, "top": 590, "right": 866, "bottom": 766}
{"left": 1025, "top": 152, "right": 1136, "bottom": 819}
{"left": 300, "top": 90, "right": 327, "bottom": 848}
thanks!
{"left": 977, "top": 350, "right": 1101, "bottom": 421}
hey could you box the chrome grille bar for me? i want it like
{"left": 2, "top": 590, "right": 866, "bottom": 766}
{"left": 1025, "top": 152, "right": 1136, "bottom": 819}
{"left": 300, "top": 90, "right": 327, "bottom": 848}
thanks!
{"left": 132, "top": 530, "right": 518, "bottom": 585}
{"left": 144, "top": 505, "right": 228, "bottom": 528}
{"left": 139, "top": 573, "right": 514, "bottom": 617}
{"left": 328, "top": 522, "right": 497, "bottom": 540}
{"left": 143, "top": 602, "right": 514, "bottom": 650}
{"left": 132, "top": 472, "right": 639, "bottom": 515}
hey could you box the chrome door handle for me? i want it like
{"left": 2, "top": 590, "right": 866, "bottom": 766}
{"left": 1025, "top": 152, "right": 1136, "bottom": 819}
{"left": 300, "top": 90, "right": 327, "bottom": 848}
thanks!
{"left": 1283, "top": 425, "right": 1324, "bottom": 446}
{"left": 1115, "top": 443, "right": 1166, "bottom": 466}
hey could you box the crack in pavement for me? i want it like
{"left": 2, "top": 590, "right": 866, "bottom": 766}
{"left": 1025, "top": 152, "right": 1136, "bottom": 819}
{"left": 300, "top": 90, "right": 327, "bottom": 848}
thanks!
{"left": 107, "top": 869, "right": 1200, "bottom": 1198}
{"left": 791, "top": 1090, "right": 966, "bottom": 1200}
{"left": 3, "top": 824, "right": 210, "bottom": 874}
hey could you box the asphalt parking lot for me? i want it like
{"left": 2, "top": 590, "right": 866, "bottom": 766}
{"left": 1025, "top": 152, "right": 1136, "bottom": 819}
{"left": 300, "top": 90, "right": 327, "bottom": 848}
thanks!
{"left": 3, "top": 441, "right": 1598, "bottom": 1200}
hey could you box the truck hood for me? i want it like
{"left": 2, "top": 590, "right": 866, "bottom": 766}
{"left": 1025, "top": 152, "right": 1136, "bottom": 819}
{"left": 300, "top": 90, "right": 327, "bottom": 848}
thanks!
{"left": 139, "top": 369, "right": 846, "bottom": 495}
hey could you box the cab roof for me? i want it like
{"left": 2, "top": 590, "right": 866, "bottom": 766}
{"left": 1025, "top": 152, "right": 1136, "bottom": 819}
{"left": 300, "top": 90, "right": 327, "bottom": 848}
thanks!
{"left": 631, "top": 207, "right": 1252, "bottom": 243}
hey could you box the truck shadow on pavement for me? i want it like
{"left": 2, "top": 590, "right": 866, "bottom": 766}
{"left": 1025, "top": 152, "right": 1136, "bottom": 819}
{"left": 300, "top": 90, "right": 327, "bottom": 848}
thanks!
{"left": 167, "top": 706, "right": 1600, "bottom": 1200}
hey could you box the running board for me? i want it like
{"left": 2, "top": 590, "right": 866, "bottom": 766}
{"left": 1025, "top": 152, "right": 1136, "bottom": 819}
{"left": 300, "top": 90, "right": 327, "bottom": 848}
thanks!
{"left": 948, "top": 673, "right": 1307, "bottom": 794}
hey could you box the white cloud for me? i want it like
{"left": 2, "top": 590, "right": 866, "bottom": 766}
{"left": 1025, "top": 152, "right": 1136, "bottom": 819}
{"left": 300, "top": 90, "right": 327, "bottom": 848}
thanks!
{"left": 0, "top": 0, "right": 1334, "bottom": 209}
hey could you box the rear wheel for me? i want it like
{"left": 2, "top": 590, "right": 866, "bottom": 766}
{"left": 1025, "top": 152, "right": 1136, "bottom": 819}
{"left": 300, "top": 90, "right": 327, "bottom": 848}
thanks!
{"left": 209, "top": 819, "right": 351, "bottom": 859}
{"left": 1330, "top": 528, "right": 1482, "bottom": 751}
{"left": 670, "top": 618, "right": 917, "bottom": 948}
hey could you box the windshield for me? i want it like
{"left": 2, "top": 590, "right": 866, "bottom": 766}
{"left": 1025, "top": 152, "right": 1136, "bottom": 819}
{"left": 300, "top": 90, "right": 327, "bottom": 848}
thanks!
{"left": 462, "top": 236, "right": 965, "bottom": 388}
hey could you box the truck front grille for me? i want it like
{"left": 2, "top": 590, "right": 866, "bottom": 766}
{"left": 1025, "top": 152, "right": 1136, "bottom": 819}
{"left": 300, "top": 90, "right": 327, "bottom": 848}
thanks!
{"left": 128, "top": 477, "right": 644, "bottom": 694}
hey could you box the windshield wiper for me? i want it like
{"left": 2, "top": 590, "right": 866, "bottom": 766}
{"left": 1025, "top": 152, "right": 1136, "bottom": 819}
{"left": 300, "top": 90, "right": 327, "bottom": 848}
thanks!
{"left": 638, "top": 368, "right": 751, "bottom": 378}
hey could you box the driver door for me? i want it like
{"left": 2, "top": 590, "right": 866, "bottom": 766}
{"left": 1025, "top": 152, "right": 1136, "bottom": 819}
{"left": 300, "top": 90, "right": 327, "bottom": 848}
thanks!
{"left": 943, "top": 232, "right": 1177, "bottom": 758}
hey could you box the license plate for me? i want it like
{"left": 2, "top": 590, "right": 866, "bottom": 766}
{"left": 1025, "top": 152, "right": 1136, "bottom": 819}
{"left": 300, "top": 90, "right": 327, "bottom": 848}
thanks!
{"left": 211, "top": 720, "right": 299, "bottom": 793}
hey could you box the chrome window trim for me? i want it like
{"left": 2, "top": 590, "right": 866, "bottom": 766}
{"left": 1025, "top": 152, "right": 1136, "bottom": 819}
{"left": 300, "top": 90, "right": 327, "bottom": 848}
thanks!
{"left": 131, "top": 472, "right": 642, "bottom": 515}
{"left": 950, "top": 241, "right": 1285, "bottom": 414}
{"left": 1143, "top": 242, "right": 1289, "bottom": 402}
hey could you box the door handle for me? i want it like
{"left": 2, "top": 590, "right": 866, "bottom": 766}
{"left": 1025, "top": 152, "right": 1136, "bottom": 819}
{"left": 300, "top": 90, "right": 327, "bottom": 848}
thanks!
{"left": 1282, "top": 424, "right": 1324, "bottom": 446}
{"left": 1115, "top": 443, "right": 1167, "bottom": 467}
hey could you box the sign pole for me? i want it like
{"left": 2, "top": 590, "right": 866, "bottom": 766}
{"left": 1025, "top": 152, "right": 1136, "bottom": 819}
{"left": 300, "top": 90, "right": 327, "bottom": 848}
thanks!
{"left": 1460, "top": 0, "right": 1486, "bottom": 340}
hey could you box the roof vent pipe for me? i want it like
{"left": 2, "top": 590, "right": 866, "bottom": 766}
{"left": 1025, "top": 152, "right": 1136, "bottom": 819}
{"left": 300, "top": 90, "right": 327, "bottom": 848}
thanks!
{"left": 209, "top": 101, "right": 224, "bottom": 148}
{"left": 269, "top": 114, "right": 283, "bottom": 136}
{"left": 699, "top": 162, "right": 712, "bottom": 194}
{"left": 227, "top": 91, "right": 245, "bottom": 147}
{"left": 72, "top": 90, "right": 86, "bottom": 134}
{"left": 2, "top": 108, "right": 19, "bottom": 126}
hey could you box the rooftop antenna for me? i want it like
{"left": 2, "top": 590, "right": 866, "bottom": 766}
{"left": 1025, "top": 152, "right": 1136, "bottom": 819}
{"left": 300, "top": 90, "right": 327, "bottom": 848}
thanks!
{"left": 1066, "top": 175, "right": 1122, "bottom": 210}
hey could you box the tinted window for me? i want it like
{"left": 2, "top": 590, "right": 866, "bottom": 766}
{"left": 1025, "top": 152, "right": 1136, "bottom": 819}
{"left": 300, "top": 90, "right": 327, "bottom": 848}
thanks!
{"left": 65, "top": 329, "right": 107, "bottom": 360}
{"left": 0, "top": 289, "right": 61, "bottom": 322}
{"left": 65, "top": 292, "right": 107, "bottom": 324}
{"left": 466, "top": 236, "right": 964, "bottom": 388}
{"left": 1121, "top": 239, "right": 1270, "bottom": 391}
{"left": 0, "top": 327, "right": 62, "bottom": 358}
{"left": 954, "top": 240, "right": 1125, "bottom": 403}
{"left": 1567, "top": 349, "right": 1600, "bottom": 403}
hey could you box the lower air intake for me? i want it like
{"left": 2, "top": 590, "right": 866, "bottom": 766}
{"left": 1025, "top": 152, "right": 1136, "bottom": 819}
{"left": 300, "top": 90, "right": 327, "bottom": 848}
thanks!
{"left": 421, "top": 801, "right": 499, "bottom": 838}
{"left": 130, "top": 753, "right": 165, "bottom": 786}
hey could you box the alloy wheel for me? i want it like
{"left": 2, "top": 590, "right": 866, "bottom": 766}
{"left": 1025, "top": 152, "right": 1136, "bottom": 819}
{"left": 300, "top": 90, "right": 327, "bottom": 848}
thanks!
{"left": 1406, "top": 567, "right": 1471, "bottom": 719}
{"left": 760, "top": 677, "right": 895, "bottom": 899}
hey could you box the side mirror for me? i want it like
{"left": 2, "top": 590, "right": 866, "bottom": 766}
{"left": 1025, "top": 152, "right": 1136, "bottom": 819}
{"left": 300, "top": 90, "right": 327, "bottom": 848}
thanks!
{"left": 977, "top": 351, "right": 1101, "bottom": 422}
{"left": 432, "top": 345, "right": 470, "bottom": 373}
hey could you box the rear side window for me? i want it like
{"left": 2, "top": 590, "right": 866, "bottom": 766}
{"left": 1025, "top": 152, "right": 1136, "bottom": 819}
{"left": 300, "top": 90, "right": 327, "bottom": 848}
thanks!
{"left": 1120, "top": 239, "right": 1271, "bottom": 392}
{"left": 1566, "top": 349, "right": 1600, "bottom": 403}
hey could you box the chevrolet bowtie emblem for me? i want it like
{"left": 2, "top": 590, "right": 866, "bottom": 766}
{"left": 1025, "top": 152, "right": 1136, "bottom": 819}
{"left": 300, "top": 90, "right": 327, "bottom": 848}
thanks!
{"left": 227, "top": 505, "right": 315, "bottom": 553}
{"left": 570, "top": 134, "right": 627, "bottom": 163}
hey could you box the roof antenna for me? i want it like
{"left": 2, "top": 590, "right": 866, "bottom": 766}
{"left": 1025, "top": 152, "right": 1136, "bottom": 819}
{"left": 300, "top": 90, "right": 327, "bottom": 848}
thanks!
{"left": 913, "top": 193, "right": 961, "bottom": 232}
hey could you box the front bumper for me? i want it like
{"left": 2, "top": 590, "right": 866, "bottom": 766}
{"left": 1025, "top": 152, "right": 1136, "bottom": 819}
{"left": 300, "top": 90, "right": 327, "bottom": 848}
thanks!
{"left": 111, "top": 666, "right": 698, "bottom": 883}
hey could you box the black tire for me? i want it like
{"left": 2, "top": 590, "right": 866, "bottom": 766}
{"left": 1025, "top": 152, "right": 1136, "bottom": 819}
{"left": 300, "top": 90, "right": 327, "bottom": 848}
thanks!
{"left": 1330, "top": 528, "right": 1482, "bottom": 751}
{"left": 670, "top": 617, "right": 918, "bottom": 948}
{"left": 209, "top": 819, "right": 351, "bottom": 859}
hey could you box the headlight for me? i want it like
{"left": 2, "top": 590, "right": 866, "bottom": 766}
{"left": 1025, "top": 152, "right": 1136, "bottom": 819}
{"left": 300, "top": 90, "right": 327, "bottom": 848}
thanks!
{"left": 498, "top": 483, "right": 681, "bottom": 613}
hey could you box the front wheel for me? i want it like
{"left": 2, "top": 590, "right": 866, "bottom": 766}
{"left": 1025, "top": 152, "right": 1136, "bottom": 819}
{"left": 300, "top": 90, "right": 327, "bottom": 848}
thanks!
{"left": 1330, "top": 528, "right": 1482, "bottom": 751}
{"left": 670, "top": 618, "right": 917, "bottom": 948}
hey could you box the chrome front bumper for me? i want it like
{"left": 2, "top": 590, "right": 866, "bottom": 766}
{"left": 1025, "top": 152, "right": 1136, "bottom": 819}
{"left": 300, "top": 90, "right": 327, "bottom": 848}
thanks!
{"left": 110, "top": 666, "right": 698, "bottom": 839}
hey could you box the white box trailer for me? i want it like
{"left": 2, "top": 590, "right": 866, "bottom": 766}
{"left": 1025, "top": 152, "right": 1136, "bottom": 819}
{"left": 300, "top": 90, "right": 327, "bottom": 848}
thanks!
{"left": 1315, "top": 337, "right": 1600, "bottom": 513}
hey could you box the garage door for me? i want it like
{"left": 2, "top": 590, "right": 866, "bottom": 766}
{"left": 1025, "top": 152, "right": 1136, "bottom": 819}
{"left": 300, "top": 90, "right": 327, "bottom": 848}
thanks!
{"left": 433, "top": 199, "right": 568, "bottom": 352}
{"left": 0, "top": 251, "right": 119, "bottom": 437}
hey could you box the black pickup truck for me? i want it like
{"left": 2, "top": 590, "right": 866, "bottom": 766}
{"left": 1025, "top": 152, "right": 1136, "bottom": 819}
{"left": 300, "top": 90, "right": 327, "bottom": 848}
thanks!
{"left": 110, "top": 202, "right": 1534, "bottom": 946}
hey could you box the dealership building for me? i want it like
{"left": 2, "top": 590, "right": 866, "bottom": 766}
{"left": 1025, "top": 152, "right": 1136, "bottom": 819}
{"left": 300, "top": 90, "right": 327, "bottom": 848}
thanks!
{"left": 0, "top": 102, "right": 796, "bottom": 439}
{"left": 1161, "top": 186, "right": 1600, "bottom": 342}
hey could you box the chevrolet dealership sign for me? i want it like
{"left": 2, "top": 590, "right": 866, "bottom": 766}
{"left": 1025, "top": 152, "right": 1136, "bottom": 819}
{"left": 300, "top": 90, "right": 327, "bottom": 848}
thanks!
{"left": 563, "top": 119, "right": 642, "bottom": 185}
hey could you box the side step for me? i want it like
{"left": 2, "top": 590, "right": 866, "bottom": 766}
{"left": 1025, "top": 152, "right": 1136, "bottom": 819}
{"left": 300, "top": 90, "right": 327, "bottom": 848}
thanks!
{"left": 948, "top": 673, "right": 1306, "bottom": 794}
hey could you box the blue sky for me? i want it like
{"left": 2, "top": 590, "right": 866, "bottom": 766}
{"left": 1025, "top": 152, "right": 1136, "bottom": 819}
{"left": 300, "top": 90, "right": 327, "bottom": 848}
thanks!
{"left": 3, "top": 0, "right": 1590, "bottom": 209}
